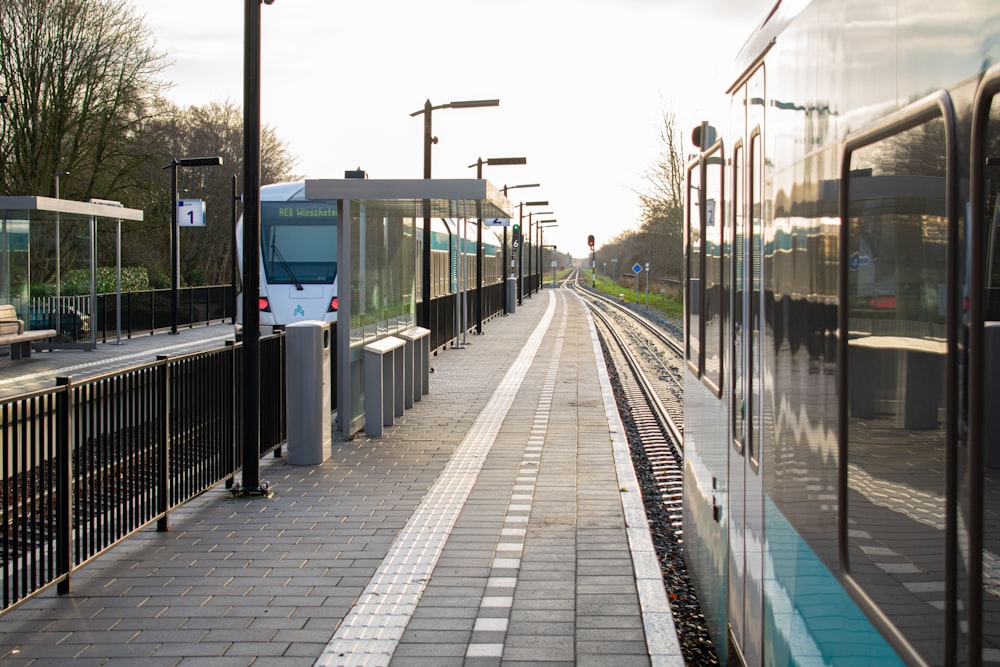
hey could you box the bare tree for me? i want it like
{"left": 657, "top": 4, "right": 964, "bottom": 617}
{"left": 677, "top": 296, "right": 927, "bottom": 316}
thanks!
{"left": 0, "top": 0, "right": 167, "bottom": 199}
{"left": 139, "top": 100, "right": 300, "bottom": 286}
{"left": 637, "top": 109, "right": 686, "bottom": 281}
{"left": 0, "top": 0, "right": 168, "bottom": 292}
{"left": 601, "top": 109, "right": 686, "bottom": 290}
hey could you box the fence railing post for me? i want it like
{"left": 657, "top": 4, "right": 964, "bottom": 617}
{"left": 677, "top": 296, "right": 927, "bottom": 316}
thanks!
{"left": 156, "top": 356, "right": 170, "bottom": 532}
{"left": 225, "top": 340, "right": 237, "bottom": 489}
{"left": 55, "top": 376, "right": 73, "bottom": 595}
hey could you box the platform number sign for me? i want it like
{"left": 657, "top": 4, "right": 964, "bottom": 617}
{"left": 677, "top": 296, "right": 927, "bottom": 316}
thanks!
{"left": 177, "top": 199, "right": 206, "bottom": 227}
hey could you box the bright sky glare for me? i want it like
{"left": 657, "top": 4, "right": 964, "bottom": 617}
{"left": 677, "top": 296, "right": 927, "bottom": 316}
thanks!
{"left": 129, "top": 0, "right": 774, "bottom": 258}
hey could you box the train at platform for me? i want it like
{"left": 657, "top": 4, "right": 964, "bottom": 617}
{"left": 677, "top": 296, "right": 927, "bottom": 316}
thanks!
{"left": 235, "top": 181, "right": 505, "bottom": 333}
{"left": 681, "top": 1, "right": 1000, "bottom": 665}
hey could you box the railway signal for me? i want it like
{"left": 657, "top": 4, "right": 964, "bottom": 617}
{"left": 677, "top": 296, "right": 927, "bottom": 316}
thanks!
{"left": 588, "top": 234, "right": 595, "bottom": 249}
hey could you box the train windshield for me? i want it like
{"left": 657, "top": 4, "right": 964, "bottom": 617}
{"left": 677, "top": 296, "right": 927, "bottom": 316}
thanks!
{"left": 260, "top": 201, "right": 337, "bottom": 284}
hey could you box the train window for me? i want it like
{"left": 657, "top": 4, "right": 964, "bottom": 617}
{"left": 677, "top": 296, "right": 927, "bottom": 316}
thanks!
{"left": 704, "top": 143, "right": 725, "bottom": 395}
{"left": 843, "top": 107, "right": 950, "bottom": 665}
{"left": 687, "top": 160, "right": 702, "bottom": 375}
{"left": 749, "top": 129, "right": 762, "bottom": 468}
{"left": 733, "top": 142, "right": 745, "bottom": 454}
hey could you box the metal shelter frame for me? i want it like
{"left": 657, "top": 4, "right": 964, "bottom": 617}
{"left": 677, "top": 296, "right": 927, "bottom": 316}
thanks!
{"left": 0, "top": 196, "right": 144, "bottom": 350}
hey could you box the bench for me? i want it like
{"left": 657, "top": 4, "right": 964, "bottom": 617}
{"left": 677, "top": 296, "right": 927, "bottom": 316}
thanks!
{"left": 0, "top": 304, "right": 56, "bottom": 359}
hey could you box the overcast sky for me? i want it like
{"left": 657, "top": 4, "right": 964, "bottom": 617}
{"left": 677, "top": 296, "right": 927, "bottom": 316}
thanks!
{"left": 129, "top": 0, "right": 774, "bottom": 258}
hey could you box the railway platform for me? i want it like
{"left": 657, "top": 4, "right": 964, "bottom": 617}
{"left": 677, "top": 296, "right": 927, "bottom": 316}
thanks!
{"left": 0, "top": 288, "right": 682, "bottom": 666}
{"left": 0, "top": 321, "right": 237, "bottom": 399}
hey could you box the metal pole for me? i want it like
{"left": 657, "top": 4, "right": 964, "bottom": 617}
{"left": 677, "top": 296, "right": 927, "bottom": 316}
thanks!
{"left": 240, "top": 0, "right": 263, "bottom": 494}
{"left": 169, "top": 159, "right": 179, "bottom": 334}
{"left": 526, "top": 212, "right": 531, "bottom": 298}
{"left": 421, "top": 100, "right": 432, "bottom": 330}
{"left": 645, "top": 262, "right": 649, "bottom": 307}
{"left": 475, "top": 158, "right": 483, "bottom": 335}
{"left": 54, "top": 171, "right": 65, "bottom": 338}
{"left": 501, "top": 186, "right": 508, "bottom": 315}
{"left": 517, "top": 205, "right": 523, "bottom": 305}
{"left": 461, "top": 218, "right": 468, "bottom": 345}
{"left": 231, "top": 174, "right": 238, "bottom": 325}
{"left": 115, "top": 218, "right": 122, "bottom": 344}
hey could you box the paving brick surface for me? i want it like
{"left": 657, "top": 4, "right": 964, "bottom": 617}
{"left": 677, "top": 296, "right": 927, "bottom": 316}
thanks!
{"left": 0, "top": 289, "right": 681, "bottom": 666}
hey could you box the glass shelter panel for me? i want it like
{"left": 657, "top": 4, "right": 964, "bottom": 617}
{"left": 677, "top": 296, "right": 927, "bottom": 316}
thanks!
{"left": 845, "top": 115, "right": 948, "bottom": 665}
{"left": 0, "top": 216, "right": 30, "bottom": 314}
{"left": 347, "top": 199, "right": 417, "bottom": 425}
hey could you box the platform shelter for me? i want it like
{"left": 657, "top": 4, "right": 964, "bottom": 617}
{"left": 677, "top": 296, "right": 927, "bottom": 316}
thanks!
{"left": 0, "top": 196, "right": 143, "bottom": 350}
{"left": 303, "top": 178, "right": 512, "bottom": 437}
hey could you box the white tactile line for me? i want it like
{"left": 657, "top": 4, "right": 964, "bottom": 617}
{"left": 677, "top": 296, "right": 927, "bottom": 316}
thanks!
{"left": 315, "top": 292, "right": 557, "bottom": 667}
{"left": 576, "top": 290, "right": 685, "bottom": 666}
{"left": 465, "top": 294, "right": 566, "bottom": 660}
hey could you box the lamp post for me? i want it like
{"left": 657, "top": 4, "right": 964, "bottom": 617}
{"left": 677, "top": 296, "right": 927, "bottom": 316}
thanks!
{"left": 236, "top": 0, "right": 276, "bottom": 498}
{"left": 540, "top": 243, "right": 558, "bottom": 287}
{"left": 515, "top": 201, "right": 548, "bottom": 305}
{"left": 537, "top": 220, "right": 557, "bottom": 288}
{"left": 410, "top": 98, "right": 499, "bottom": 329}
{"left": 163, "top": 156, "right": 222, "bottom": 335}
{"left": 527, "top": 211, "right": 552, "bottom": 299}
{"left": 469, "top": 157, "right": 526, "bottom": 334}
{"left": 54, "top": 170, "right": 69, "bottom": 336}
{"left": 499, "top": 184, "right": 539, "bottom": 315}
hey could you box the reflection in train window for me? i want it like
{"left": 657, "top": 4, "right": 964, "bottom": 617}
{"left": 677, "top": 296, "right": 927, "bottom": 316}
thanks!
{"left": 687, "top": 162, "right": 702, "bottom": 374}
{"left": 733, "top": 143, "right": 745, "bottom": 453}
{"left": 704, "top": 145, "right": 724, "bottom": 394}
{"left": 845, "top": 113, "right": 948, "bottom": 664}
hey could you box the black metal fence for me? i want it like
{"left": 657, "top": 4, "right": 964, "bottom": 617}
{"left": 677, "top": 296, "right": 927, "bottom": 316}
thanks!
{"left": 0, "top": 334, "right": 285, "bottom": 610}
{"left": 0, "top": 279, "right": 520, "bottom": 611}
{"left": 94, "top": 285, "right": 235, "bottom": 342}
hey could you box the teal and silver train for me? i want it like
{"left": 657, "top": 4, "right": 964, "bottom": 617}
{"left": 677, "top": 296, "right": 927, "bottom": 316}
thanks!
{"left": 682, "top": 1, "right": 1000, "bottom": 665}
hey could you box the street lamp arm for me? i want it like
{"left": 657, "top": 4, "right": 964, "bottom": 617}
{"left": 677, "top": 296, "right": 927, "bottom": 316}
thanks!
{"left": 410, "top": 98, "right": 500, "bottom": 116}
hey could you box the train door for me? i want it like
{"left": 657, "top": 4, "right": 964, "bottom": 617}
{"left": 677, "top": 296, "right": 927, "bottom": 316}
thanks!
{"left": 973, "top": 66, "right": 1000, "bottom": 667}
{"left": 728, "top": 67, "right": 766, "bottom": 666}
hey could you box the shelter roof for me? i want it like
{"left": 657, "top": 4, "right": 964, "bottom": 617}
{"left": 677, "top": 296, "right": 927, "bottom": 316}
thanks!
{"left": 0, "top": 196, "right": 143, "bottom": 222}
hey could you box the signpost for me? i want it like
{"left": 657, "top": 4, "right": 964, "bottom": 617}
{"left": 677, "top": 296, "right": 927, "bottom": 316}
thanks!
{"left": 633, "top": 262, "right": 643, "bottom": 305}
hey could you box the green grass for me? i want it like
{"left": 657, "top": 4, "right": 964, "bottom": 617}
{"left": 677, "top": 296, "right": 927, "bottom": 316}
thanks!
{"left": 582, "top": 269, "right": 682, "bottom": 319}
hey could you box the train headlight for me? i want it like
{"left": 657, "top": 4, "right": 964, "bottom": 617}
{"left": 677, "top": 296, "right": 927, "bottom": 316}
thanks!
{"left": 258, "top": 297, "right": 271, "bottom": 312}
{"left": 328, "top": 297, "right": 338, "bottom": 312}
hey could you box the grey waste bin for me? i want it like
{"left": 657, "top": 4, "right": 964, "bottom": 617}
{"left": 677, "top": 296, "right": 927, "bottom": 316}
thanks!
{"left": 285, "top": 320, "right": 332, "bottom": 465}
{"left": 506, "top": 276, "right": 517, "bottom": 314}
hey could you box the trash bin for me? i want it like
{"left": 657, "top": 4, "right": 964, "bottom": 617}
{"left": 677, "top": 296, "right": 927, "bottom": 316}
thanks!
{"left": 285, "top": 320, "right": 332, "bottom": 465}
{"left": 506, "top": 276, "right": 517, "bottom": 314}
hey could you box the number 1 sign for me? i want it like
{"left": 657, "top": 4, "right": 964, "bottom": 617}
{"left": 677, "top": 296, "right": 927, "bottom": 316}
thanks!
{"left": 177, "top": 199, "right": 206, "bottom": 227}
